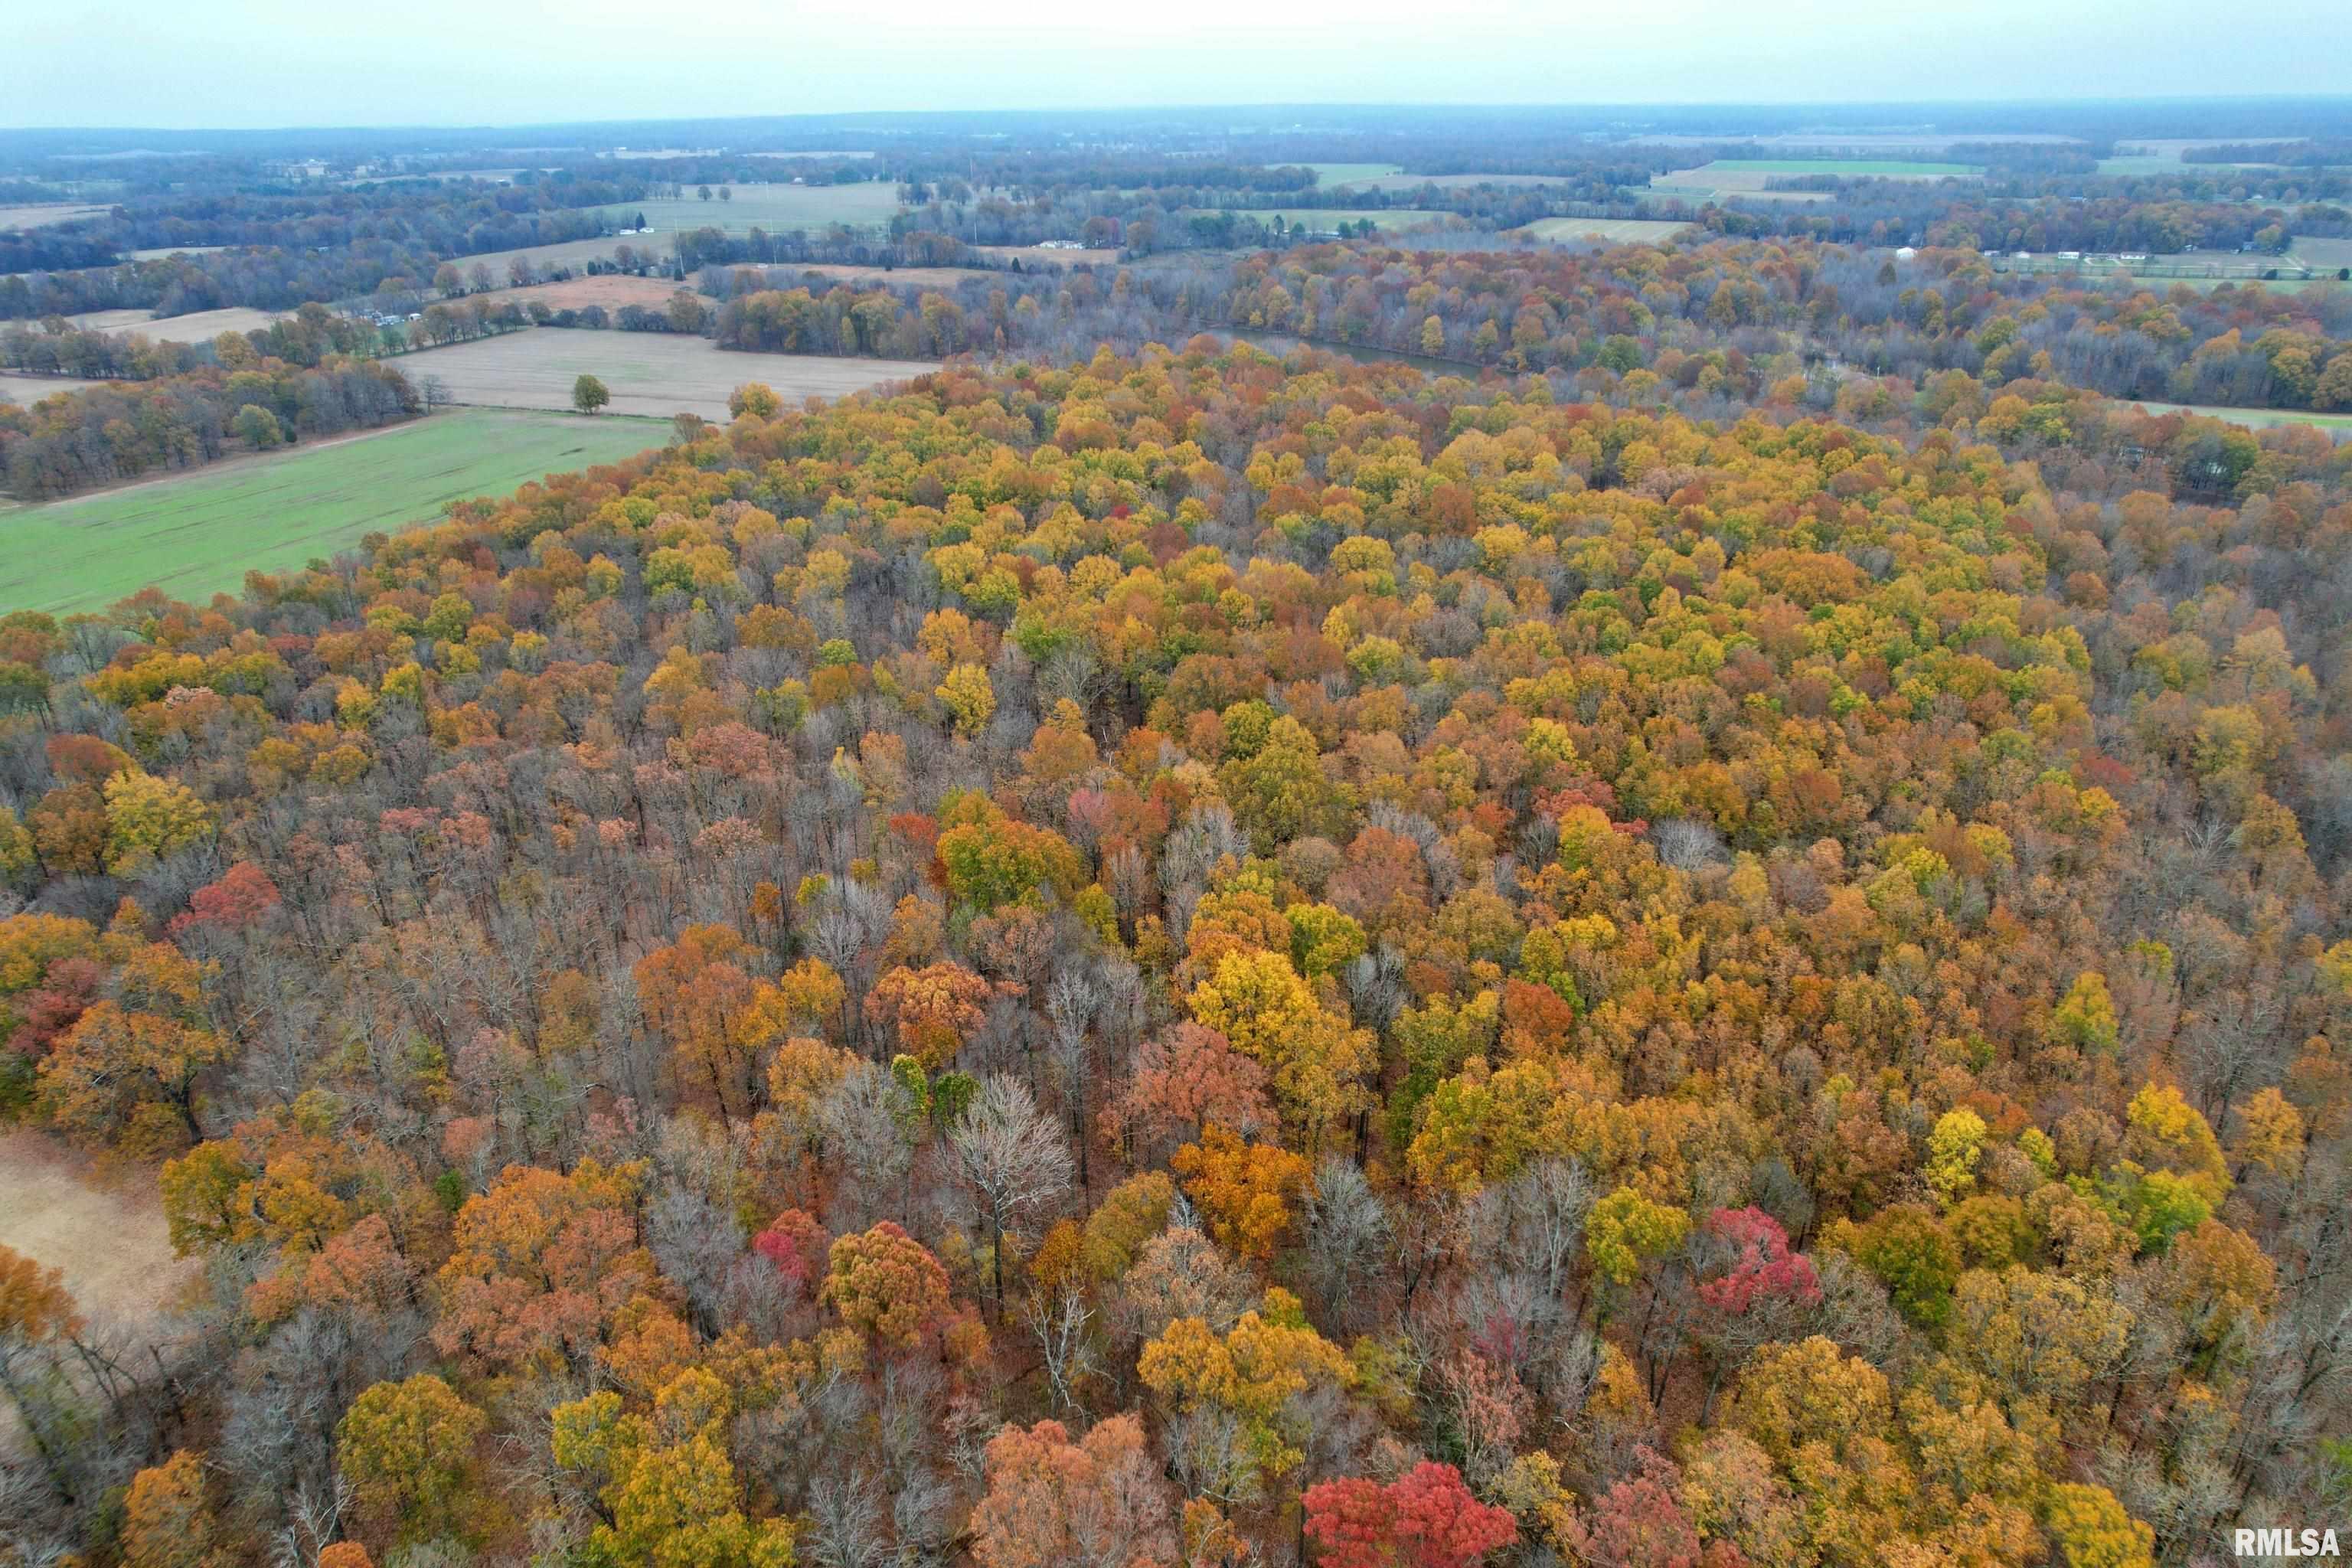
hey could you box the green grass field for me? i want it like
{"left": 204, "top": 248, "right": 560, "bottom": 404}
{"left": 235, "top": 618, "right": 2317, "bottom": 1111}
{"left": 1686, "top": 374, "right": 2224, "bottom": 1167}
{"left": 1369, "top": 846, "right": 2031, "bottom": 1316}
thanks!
{"left": 2, "top": 410, "right": 665, "bottom": 613}
{"left": 2126, "top": 400, "right": 2352, "bottom": 433}
{"left": 595, "top": 182, "right": 905, "bottom": 234}
{"left": 2293, "top": 237, "right": 2352, "bottom": 270}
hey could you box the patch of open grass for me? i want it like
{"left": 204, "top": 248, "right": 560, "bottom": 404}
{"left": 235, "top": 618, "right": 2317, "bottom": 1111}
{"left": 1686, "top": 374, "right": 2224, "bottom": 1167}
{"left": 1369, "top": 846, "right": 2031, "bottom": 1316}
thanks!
{"left": 1, "top": 409, "right": 664, "bottom": 613}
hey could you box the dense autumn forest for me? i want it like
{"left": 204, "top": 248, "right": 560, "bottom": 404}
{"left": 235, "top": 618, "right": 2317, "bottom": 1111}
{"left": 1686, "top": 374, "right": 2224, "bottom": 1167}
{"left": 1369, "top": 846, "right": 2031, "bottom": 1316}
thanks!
{"left": 6, "top": 312, "right": 2352, "bottom": 1565}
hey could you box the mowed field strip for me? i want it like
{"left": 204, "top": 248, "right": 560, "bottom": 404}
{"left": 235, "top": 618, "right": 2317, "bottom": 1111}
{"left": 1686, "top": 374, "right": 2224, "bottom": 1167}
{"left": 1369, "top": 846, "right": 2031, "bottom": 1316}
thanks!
{"left": 2126, "top": 400, "right": 2352, "bottom": 433}
{"left": 397, "top": 330, "right": 938, "bottom": 420}
{"left": 1518, "top": 217, "right": 1695, "bottom": 243}
{"left": 1, "top": 410, "right": 665, "bottom": 612}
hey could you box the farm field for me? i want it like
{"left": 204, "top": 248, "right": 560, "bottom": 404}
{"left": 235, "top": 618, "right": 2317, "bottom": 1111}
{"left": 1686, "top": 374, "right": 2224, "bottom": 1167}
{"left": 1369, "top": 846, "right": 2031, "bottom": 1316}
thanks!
{"left": 1991, "top": 250, "right": 2326, "bottom": 288}
{"left": 0, "top": 410, "right": 665, "bottom": 612}
{"left": 1650, "top": 165, "right": 1832, "bottom": 202}
{"left": 67, "top": 305, "right": 283, "bottom": 340}
{"left": 1653, "top": 159, "right": 1973, "bottom": 202}
{"left": 394, "top": 329, "right": 938, "bottom": 421}
{"left": 475, "top": 274, "right": 691, "bottom": 312}
{"left": 125, "top": 244, "right": 228, "bottom": 260}
{"left": 2293, "top": 237, "right": 2352, "bottom": 270}
{"left": 590, "top": 182, "right": 906, "bottom": 234}
{"left": 1304, "top": 162, "right": 1404, "bottom": 186}
{"left": 0, "top": 371, "right": 108, "bottom": 404}
{"left": 2125, "top": 400, "right": 2352, "bottom": 433}
{"left": 1517, "top": 217, "right": 1694, "bottom": 244}
{"left": 0, "top": 202, "right": 110, "bottom": 230}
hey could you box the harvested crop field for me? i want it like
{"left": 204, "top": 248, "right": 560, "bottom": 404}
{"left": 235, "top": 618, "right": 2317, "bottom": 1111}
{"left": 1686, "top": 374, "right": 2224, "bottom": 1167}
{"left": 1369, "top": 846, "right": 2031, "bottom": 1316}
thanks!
{"left": 67, "top": 305, "right": 283, "bottom": 341}
{"left": 0, "top": 1131, "right": 194, "bottom": 1331}
{"left": 1, "top": 410, "right": 665, "bottom": 612}
{"left": 0, "top": 203, "right": 110, "bottom": 230}
{"left": 394, "top": 329, "right": 938, "bottom": 421}
{"left": 479, "top": 274, "right": 691, "bottom": 312}
{"left": 0, "top": 371, "right": 108, "bottom": 404}
{"left": 1518, "top": 217, "right": 1694, "bottom": 244}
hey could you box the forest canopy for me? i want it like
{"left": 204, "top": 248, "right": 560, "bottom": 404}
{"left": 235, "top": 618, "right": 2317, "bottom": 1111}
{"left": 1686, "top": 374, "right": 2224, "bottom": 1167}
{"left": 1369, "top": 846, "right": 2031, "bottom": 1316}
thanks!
{"left": 0, "top": 326, "right": 2349, "bottom": 1566}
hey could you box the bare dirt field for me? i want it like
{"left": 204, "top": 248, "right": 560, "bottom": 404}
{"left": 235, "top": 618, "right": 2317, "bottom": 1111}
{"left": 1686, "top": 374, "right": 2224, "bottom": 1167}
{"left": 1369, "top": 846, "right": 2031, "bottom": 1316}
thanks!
{"left": 0, "top": 371, "right": 108, "bottom": 404}
{"left": 394, "top": 329, "right": 938, "bottom": 420}
{"left": 0, "top": 203, "right": 111, "bottom": 231}
{"left": 0, "top": 1130, "right": 194, "bottom": 1330}
{"left": 67, "top": 305, "right": 283, "bottom": 341}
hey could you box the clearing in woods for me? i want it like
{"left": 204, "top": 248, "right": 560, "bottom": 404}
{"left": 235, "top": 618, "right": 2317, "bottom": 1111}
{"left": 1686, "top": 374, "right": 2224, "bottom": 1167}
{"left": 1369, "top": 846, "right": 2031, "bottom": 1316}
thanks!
{"left": 2125, "top": 400, "right": 2352, "bottom": 433}
{"left": 0, "top": 1131, "right": 194, "bottom": 1333}
{"left": 1517, "top": 217, "right": 1694, "bottom": 244}
{"left": 394, "top": 330, "right": 938, "bottom": 421}
{"left": 0, "top": 409, "right": 665, "bottom": 612}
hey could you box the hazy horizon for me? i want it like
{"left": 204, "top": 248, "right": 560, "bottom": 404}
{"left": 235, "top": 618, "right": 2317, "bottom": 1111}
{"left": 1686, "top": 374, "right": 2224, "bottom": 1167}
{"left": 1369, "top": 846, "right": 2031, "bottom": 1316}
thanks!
{"left": 11, "top": 0, "right": 2349, "bottom": 131}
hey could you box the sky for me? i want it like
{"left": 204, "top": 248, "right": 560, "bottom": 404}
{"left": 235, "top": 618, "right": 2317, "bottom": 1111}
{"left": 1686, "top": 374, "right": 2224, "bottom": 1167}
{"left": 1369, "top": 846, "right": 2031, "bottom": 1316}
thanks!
{"left": 8, "top": 0, "right": 2350, "bottom": 129}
